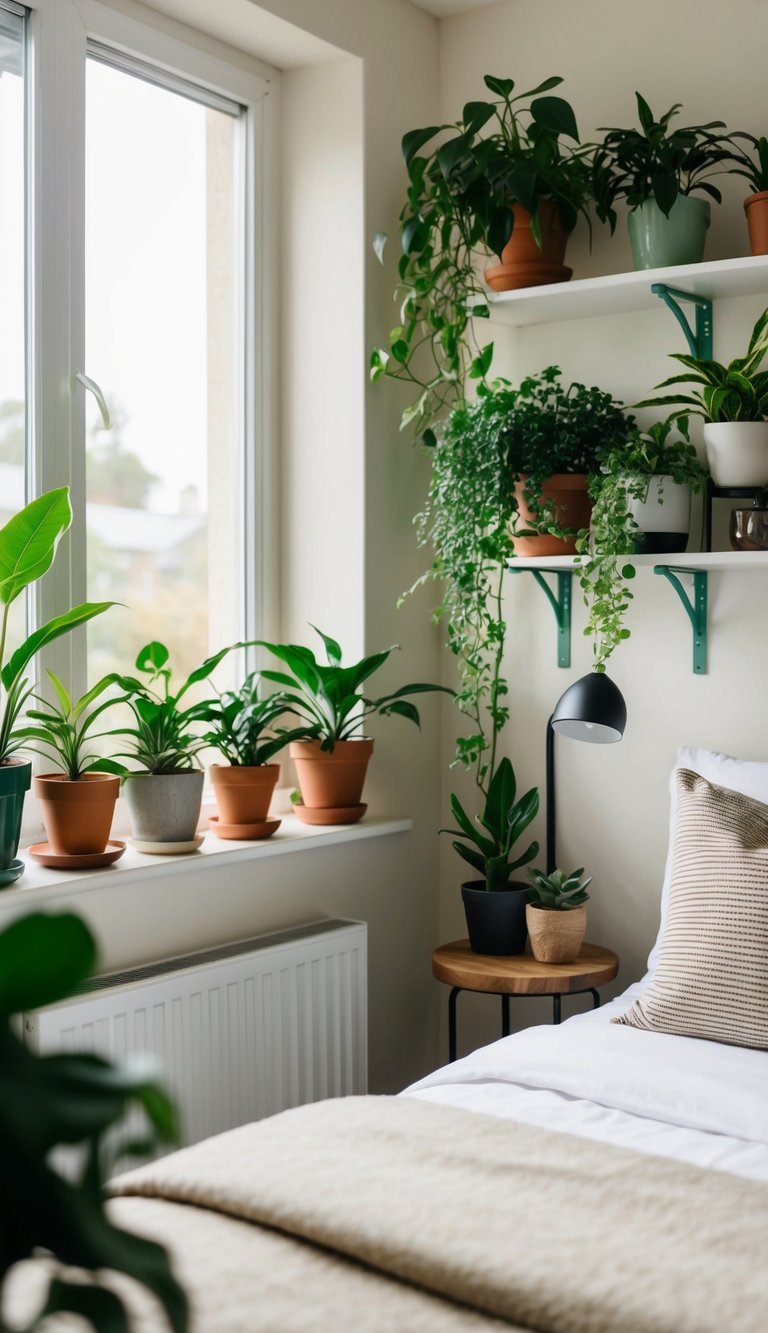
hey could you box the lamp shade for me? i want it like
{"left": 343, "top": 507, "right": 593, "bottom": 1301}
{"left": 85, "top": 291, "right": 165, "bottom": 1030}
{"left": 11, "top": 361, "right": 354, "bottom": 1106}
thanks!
{"left": 550, "top": 671, "right": 627, "bottom": 744}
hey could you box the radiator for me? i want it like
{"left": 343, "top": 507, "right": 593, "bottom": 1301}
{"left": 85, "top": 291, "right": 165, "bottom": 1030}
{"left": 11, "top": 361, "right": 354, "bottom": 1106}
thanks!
{"left": 24, "top": 918, "right": 367, "bottom": 1149}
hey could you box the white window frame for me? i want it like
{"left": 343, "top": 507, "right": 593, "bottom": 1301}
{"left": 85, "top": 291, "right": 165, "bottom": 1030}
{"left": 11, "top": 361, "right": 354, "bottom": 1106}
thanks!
{"left": 24, "top": 0, "right": 278, "bottom": 700}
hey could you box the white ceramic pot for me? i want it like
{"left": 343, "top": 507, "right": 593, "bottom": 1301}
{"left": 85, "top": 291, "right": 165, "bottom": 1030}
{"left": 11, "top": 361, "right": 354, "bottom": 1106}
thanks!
{"left": 628, "top": 475, "right": 691, "bottom": 554}
{"left": 703, "top": 422, "right": 768, "bottom": 487}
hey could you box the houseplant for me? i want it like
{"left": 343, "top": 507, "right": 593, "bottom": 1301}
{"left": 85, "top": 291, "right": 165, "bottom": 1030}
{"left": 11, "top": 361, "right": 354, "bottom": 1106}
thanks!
{"left": 725, "top": 131, "right": 768, "bottom": 255}
{"left": 257, "top": 627, "right": 451, "bottom": 825}
{"left": 15, "top": 672, "right": 126, "bottom": 858}
{"left": 0, "top": 910, "right": 187, "bottom": 1331}
{"left": 195, "top": 671, "right": 306, "bottom": 839}
{"left": 109, "top": 639, "right": 234, "bottom": 848}
{"left": 0, "top": 488, "right": 113, "bottom": 884}
{"left": 441, "top": 756, "right": 539, "bottom": 955}
{"left": 635, "top": 306, "right": 768, "bottom": 485}
{"left": 370, "top": 73, "right": 593, "bottom": 443}
{"left": 526, "top": 865, "right": 592, "bottom": 963}
{"left": 592, "top": 94, "right": 738, "bottom": 268}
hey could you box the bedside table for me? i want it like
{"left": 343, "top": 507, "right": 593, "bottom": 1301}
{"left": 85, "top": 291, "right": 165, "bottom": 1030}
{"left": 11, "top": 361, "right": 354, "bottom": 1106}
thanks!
{"left": 432, "top": 940, "right": 619, "bottom": 1062}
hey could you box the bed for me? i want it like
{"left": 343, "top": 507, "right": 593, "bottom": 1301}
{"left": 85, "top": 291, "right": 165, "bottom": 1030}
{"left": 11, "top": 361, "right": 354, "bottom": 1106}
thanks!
{"left": 7, "top": 748, "right": 768, "bottom": 1330}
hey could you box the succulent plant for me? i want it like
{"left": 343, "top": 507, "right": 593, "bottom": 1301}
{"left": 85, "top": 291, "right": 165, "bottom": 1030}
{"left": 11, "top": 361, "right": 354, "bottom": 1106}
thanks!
{"left": 527, "top": 865, "right": 592, "bottom": 910}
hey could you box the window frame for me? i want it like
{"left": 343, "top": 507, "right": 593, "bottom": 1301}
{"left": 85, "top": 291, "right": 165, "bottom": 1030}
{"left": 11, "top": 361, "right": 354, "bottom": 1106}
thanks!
{"left": 23, "top": 0, "right": 278, "bottom": 700}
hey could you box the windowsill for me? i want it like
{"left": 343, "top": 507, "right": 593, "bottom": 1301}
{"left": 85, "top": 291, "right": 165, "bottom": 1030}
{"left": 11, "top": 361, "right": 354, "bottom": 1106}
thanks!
{"left": 0, "top": 815, "right": 413, "bottom": 908}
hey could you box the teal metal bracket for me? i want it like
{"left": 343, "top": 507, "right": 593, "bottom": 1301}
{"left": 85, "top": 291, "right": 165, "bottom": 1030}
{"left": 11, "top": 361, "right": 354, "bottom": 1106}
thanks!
{"left": 651, "top": 284, "right": 713, "bottom": 360}
{"left": 654, "top": 565, "right": 708, "bottom": 674}
{"left": 509, "top": 568, "right": 572, "bottom": 667}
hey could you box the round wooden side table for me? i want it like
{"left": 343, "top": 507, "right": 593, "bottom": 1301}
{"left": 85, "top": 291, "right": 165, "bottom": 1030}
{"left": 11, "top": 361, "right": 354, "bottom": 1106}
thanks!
{"left": 432, "top": 940, "right": 620, "bottom": 1062}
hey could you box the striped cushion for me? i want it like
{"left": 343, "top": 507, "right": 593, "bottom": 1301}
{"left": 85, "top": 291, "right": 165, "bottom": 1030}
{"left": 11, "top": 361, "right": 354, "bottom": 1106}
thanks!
{"left": 614, "top": 769, "right": 768, "bottom": 1050}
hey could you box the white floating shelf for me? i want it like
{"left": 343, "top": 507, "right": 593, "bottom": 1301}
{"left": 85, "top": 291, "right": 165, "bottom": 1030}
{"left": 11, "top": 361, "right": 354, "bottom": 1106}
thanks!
{"left": 509, "top": 551, "right": 768, "bottom": 571}
{"left": 484, "top": 254, "right": 768, "bottom": 328}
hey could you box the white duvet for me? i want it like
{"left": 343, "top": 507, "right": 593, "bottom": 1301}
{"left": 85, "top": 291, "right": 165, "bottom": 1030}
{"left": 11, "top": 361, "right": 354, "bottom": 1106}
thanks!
{"left": 404, "top": 984, "right": 768, "bottom": 1183}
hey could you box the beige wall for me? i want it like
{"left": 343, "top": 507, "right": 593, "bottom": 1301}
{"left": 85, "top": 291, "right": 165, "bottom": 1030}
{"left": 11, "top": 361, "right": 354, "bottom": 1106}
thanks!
{"left": 437, "top": 0, "right": 768, "bottom": 1052}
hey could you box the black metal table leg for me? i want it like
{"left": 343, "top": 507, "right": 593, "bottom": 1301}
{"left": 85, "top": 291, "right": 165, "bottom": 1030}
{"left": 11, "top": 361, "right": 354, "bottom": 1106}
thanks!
{"left": 501, "top": 994, "right": 510, "bottom": 1038}
{"left": 448, "top": 986, "right": 460, "bottom": 1062}
{"left": 589, "top": 987, "right": 600, "bottom": 1009}
{"left": 552, "top": 993, "right": 561, "bottom": 1025}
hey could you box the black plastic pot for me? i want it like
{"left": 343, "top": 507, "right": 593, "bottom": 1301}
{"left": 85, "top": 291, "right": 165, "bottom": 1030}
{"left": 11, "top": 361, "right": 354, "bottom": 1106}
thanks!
{"left": 461, "top": 880, "right": 528, "bottom": 956}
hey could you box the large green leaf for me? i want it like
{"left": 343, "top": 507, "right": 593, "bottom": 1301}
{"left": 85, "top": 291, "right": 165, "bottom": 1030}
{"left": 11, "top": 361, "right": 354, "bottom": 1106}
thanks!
{"left": 401, "top": 125, "right": 441, "bottom": 169}
{"left": 1, "top": 602, "right": 115, "bottom": 693}
{"left": 0, "top": 489, "right": 72, "bottom": 608}
{"left": 0, "top": 913, "right": 96, "bottom": 1014}
{"left": 530, "top": 95, "right": 578, "bottom": 141}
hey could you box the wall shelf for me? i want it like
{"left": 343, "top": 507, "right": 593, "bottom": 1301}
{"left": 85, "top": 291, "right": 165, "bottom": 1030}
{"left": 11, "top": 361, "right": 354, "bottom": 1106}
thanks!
{"left": 483, "top": 254, "right": 768, "bottom": 329}
{"left": 508, "top": 551, "right": 768, "bottom": 572}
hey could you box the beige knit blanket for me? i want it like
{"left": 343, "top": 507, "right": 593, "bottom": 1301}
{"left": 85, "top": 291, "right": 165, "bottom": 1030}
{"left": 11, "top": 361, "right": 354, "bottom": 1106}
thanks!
{"left": 102, "top": 1094, "right": 768, "bottom": 1332}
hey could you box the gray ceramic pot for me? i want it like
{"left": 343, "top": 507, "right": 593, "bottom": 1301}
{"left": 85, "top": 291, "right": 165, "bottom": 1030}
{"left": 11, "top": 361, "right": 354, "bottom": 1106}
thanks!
{"left": 124, "top": 771, "right": 204, "bottom": 842}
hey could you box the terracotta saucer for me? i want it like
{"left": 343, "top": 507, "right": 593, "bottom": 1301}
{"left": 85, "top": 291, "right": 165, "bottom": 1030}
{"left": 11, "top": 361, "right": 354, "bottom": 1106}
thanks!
{"left": 0, "top": 858, "right": 25, "bottom": 887}
{"left": 27, "top": 840, "right": 126, "bottom": 870}
{"left": 209, "top": 816, "right": 280, "bottom": 841}
{"left": 130, "top": 835, "right": 204, "bottom": 855}
{"left": 293, "top": 803, "right": 367, "bottom": 826}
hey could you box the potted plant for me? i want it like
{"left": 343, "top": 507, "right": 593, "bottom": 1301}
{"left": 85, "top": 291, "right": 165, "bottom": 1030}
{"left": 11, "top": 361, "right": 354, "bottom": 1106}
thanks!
{"left": 370, "top": 73, "right": 593, "bottom": 444}
{"left": 257, "top": 627, "right": 451, "bottom": 825}
{"left": 195, "top": 671, "right": 306, "bottom": 839}
{"left": 593, "top": 94, "right": 738, "bottom": 269}
{"left": 0, "top": 488, "right": 113, "bottom": 885}
{"left": 441, "top": 757, "right": 539, "bottom": 956}
{"left": 526, "top": 865, "right": 592, "bottom": 963}
{"left": 109, "top": 640, "right": 234, "bottom": 850}
{"left": 636, "top": 306, "right": 768, "bottom": 486}
{"left": 727, "top": 132, "right": 768, "bottom": 255}
{"left": 16, "top": 671, "right": 126, "bottom": 859}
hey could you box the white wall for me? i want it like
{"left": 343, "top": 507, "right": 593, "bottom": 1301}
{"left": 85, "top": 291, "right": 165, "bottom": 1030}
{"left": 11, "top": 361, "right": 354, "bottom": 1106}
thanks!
{"left": 436, "top": 0, "right": 768, "bottom": 1052}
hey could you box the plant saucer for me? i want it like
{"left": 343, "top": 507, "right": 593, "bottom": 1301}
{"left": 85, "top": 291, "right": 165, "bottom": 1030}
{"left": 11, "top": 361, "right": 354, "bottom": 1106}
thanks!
{"left": 0, "top": 858, "right": 25, "bottom": 888}
{"left": 27, "top": 840, "right": 126, "bottom": 870}
{"left": 293, "top": 803, "right": 367, "bottom": 826}
{"left": 208, "top": 816, "right": 280, "bottom": 841}
{"left": 130, "top": 834, "right": 204, "bottom": 855}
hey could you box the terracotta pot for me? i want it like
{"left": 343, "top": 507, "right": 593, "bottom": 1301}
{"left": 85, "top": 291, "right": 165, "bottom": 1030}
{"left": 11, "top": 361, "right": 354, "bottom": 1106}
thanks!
{"left": 290, "top": 739, "right": 373, "bottom": 812}
{"left": 33, "top": 772, "right": 120, "bottom": 856}
{"left": 525, "top": 903, "right": 587, "bottom": 964}
{"left": 512, "top": 473, "right": 592, "bottom": 557}
{"left": 744, "top": 191, "right": 768, "bottom": 256}
{"left": 483, "top": 200, "right": 573, "bottom": 292}
{"left": 209, "top": 763, "right": 279, "bottom": 825}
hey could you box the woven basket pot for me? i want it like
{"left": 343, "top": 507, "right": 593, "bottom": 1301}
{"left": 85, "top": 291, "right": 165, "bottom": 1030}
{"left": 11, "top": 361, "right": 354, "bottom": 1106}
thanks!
{"left": 525, "top": 903, "right": 586, "bottom": 964}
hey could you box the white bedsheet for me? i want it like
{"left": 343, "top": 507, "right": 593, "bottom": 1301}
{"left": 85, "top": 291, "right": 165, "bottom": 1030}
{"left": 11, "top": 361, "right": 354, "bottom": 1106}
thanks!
{"left": 404, "top": 983, "right": 768, "bottom": 1182}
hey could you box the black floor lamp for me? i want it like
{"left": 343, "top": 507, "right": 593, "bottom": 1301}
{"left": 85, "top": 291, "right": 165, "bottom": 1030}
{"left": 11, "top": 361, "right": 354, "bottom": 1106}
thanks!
{"left": 546, "top": 672, "right": 627, "bottom": 873}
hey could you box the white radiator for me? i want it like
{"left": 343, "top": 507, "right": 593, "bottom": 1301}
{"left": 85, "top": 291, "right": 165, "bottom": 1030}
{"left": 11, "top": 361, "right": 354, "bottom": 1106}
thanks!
{"left": 24, "top": 918, "right": 367, "bottom": 1149}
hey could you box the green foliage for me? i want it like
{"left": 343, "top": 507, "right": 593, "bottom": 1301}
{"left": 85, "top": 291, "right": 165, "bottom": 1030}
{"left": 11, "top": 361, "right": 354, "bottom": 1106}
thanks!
{"left": 257, "top": 627, "right": 451, "bottom": 750}
{"left": 14, "top": 672, "right": 128, "bottom": 780}
{"left": 0, "top": 911, "right": 187, "bottom": 1332}
{"left": 727, "top": 132, "right": 768, "bottom": 194}
{"left": 593, "top": 93, "right": 738, "bottom": 230}
{"left": 371, "top": 74, "right": 594, "bottom": 441}
{"left": 636, "top": 306, "right": 768, "bottom": 422}
{"left": 527, "top": 865, "right": 592, "bottom": 909}
{"left": 194, "top": 671, "right": 306, "bottom": 767}
{"left": 0, "top": 489, "right": 114, "bottom": 763}
{"left": 108, "top": 640, "right": 234, "bottom": 774}
{"left": 441, "top": 757, "right": 539, "bottom": 892}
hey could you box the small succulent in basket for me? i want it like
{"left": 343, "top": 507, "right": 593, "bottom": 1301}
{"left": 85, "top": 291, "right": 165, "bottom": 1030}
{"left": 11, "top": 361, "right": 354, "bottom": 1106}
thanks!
{"left": 527, "top": 866, "right": 592, "bottom": 910}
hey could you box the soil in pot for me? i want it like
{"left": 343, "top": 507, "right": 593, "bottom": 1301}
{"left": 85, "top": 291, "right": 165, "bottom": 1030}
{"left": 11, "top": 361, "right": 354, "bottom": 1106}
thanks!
{"left": 32, "top": 772, "right": 120, "bottom": 857}
{"left": 290, "top": 740, "right": 373, "bottom": 812}
{"left": 124, "top": 770, "right": 205, "bottom": 843}
{"left": 744, "top": 191, "right": 768, "bottom": 256}
{"left": 627, "top": 195, "right": 710, "bottom": 270}
{"left": 0, "top": 758, "right": 32, "bottom": 876}
{"left": 484, "top": 200, "right": 572, "bottom": 292}
{"left": 210, "top": 763, "right": 279, "bottom": 826}
{"left": 512, "top": 474, "right": 592, "bottom": 557}
{"left": 461, "top": 881, "right": 528, "bottom": 956}
{"left": 526, "top": 903, "right": 586, "bottom": 964}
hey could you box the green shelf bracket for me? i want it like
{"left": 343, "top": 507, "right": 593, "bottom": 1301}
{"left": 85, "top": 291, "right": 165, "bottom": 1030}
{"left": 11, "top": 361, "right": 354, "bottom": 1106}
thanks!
{"left": 651, "top": 284, "right": 713, "bottom": 359}
{"left": 509, "top": 568, "right": 572, "bottom": 667}
{"left": 654, "top": 565, "right": 708, "bottom": 674}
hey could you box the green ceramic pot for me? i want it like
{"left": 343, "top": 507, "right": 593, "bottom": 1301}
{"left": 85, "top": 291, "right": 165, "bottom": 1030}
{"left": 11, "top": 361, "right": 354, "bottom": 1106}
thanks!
{"left": 0, "top": 758, "right": 32, "bottom": 881}
{"left": 628, "top": 195, "right": 710, "bottom": 270}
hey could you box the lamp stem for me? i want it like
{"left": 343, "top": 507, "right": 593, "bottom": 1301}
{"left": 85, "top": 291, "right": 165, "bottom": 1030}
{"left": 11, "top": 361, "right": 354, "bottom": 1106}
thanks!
{"left": 545, "top": 712, "right": 556, "bottom": 875}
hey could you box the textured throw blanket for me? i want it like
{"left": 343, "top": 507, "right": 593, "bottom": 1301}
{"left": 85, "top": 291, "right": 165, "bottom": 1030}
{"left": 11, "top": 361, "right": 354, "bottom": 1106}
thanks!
{"left": 103, "top": 1094, "right": 768, "bottom": 1332}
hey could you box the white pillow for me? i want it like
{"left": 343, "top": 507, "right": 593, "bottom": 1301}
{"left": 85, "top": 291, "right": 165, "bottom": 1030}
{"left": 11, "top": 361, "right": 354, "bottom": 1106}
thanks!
{"left": 646, "top": 746, "right": 768, "bottom": 977}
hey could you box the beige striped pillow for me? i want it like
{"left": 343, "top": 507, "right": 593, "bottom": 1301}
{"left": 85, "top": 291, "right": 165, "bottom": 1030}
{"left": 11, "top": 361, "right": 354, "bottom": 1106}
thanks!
{"left": 614, "top": 769, "right": 768, "bottom": 1050}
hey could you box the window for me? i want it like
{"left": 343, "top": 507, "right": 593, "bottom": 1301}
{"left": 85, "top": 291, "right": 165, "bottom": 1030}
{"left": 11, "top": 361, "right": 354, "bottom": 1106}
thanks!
{"left": 19, "top": 0, "right": 273, "bottom": 697}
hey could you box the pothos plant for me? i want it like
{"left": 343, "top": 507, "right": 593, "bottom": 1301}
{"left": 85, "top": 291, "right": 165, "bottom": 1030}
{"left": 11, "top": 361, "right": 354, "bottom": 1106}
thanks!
{"left": 576, "top": 416, "right": 708, "bottom": 670}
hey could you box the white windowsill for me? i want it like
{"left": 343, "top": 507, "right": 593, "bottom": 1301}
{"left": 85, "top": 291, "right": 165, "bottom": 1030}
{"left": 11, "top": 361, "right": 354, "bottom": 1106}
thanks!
{"left": 0, "top": 815, "right": 413, "bottom": 909}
